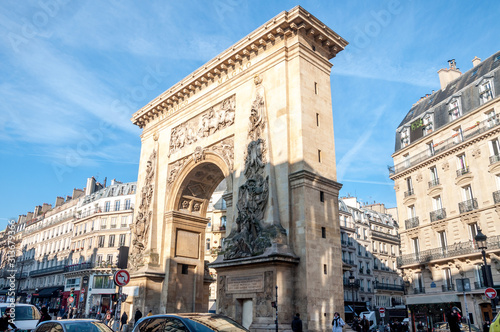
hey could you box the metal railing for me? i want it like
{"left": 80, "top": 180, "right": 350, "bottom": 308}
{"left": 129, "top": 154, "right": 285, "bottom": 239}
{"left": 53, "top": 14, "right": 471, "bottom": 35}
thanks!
{"left": 428, "top": 178, "right": 440, "bottom": 188}
{"left": 490, "top": 154, "right": 500, "bottom": 165}
{"left": 374, "top": 282, "right": 404, "bottom": 291}
{"left": 30, "top": 265, "right": 65, "bottom": 277}
{"left": 404, "top": 189, "right": 414, "bottom": 198}
{"left": 398, "top": 235, "right": 500, "bottom": 266}
{"left": 343, "top": 278, "right": 360, "bottom": 288}
{"left": 430, "top": 208, "right": 446, "bottom": 222}
{"left": 456, "top": 167, "right": 470, "bottom": 177}
{"left": 405, "top": 217, "right": 419, "bottom": 230}
{"left": 75, "top": 205, "right": 134, "bottom": 219}
{"left": 342, "top": 258, "right": 355, "bottom": 265}
{"left": 389, "top": 114, "right": 500, "bottom": 176}
{"left": 493, "top": 191, "right": 500, "bottom": 204}
{"left": 459, "top": 198, "right": 478, "bottom": 214}
{"left": 413, "top": 287, "right": 426, "bottom": 294}
{"left": 442, "top": 284, "right": 455, "bottom": 292}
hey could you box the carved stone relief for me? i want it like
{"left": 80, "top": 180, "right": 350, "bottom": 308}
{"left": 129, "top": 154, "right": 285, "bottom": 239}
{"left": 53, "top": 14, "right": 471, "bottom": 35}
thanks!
{"left": 416, "top": 173, "right": 423, "bottom": 183}
{"left": 441, "top": 161, "right": 450, "bottom": 172}
{"left": 129, "top": 149, "right": 156, "bottom": 269}
{"left": 168, "top": 95, "right": 235, "bottom": 155}
{"left": 471, "top": 148, "right": 481, "bottom": 158}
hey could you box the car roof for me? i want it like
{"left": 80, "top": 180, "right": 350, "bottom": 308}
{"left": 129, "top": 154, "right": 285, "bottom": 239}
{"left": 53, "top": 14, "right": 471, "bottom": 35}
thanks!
{"left": 0, "top": 303, "right": 37, "bottom": 307}
{"left": 42, "top": 319, "right": 101, "bottom": 323}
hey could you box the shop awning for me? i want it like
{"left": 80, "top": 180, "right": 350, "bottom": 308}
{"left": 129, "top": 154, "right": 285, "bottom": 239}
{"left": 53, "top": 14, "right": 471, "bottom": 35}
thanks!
{"left": 345, "top": 305, "right": 354, "bottom": 313}
{"left": 34, "top": 286, "right": 64, "bottom": 297}
{"left": 0, "top": 288, "right": 11, "bottom": 295}
{"left": 354, "top": 306, "right": 369, "bottom": 314}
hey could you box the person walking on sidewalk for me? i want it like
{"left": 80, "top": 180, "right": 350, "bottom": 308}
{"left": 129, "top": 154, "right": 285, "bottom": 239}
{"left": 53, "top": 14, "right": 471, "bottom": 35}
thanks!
{"left": 291, "top": 313, "right": 303, "bottom": 332}
{"left": 332, "top": 312, "right": 345, "bottom": 332}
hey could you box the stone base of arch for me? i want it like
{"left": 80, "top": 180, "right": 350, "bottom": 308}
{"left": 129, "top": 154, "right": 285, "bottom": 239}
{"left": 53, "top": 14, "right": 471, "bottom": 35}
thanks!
{"left": 210, "top": 255, "right": 299, "bottom": 331}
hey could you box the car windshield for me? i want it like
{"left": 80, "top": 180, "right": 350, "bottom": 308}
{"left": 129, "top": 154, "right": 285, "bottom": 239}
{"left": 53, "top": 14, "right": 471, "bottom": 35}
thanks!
{"left": 183, "top": 315, "right": 248, "bottom": 332}
{"left": 63, "top": 321, "right": 113, "bottom": 332}
{"left": 0, "top": 306, "right": 41, "bottom": 320}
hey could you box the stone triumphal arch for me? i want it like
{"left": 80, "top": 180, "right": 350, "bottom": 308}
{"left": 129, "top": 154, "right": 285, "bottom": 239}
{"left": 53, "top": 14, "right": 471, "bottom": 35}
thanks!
{"left": 127, "top": 6, "right": 348, "bottom": 331}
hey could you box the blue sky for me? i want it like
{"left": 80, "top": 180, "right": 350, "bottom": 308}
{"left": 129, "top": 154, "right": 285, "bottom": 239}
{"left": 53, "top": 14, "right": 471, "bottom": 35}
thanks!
{"left": 1, "top": 0, "right": 499, "bottom": 229}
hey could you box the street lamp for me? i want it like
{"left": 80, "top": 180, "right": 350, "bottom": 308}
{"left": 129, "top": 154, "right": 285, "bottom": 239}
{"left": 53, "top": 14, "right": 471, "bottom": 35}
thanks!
{"left": 475, "top": 227, "right": 497, "bottom": 318}
{"left": 349, "top": 274, "right": 356, "bottom": 303}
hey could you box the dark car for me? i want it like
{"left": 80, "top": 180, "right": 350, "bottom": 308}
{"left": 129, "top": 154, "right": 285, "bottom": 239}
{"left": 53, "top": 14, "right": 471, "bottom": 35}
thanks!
{"left": 35, "top": 319, "right": 114, "bottom": 332}
{"left": 133, "top": 313, "right": 249, "bottom": 332}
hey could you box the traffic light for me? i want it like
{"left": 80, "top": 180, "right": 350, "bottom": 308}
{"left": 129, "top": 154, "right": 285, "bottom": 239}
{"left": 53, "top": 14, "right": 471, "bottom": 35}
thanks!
{"left": 117, "top": 246, "right": 129, "bottom": 269}
{"left": 70, "top": 287, "right": 75, "bottom": 297}
{"left": 111, "top": 293, "right": 119, "bottom": 302}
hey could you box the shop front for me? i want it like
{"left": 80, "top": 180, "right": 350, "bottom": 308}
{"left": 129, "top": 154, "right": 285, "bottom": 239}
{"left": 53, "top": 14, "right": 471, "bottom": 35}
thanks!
{"left": 31, "top": 286, "right": 64, "bottom": 313}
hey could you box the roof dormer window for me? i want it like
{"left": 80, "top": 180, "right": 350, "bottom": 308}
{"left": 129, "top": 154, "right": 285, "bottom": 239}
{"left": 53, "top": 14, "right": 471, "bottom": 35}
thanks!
{"left": 479, "top": 80, "right": 494, "bottom": 104}
{"left": 448, "top": 98, "right": 461, "bottom": 121}
{"left": 422, "top": 113, "right": 433, "bottom": 136}
{"left": 400, "top": 127, "right": 410, "bottom": 148}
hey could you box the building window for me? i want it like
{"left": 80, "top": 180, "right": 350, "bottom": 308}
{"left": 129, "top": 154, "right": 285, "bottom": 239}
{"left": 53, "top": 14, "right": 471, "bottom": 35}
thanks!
{"left": 321, "top": 227, "right": 326, "bottom": 238}
{"left": 100, "top": 218, "right": 107, "bottom": 229}
{"left": 462, "top": 185, "right": 474, "bottom": 201}
{"left": 479, "top": 80, "right": 494, "bottom": 104}
{"left": 423, "top": 114, "right": 433, "bottom": 135}
{"left": 115, "top": 200, "right": 120, "bottom": 211}
{"left": 448, "top": 98, "right": 461, "bottom": 121}
{"left": 110, "top": 217, "right": 117, "bottom": 229}
{"left": 430, "top": 166, "right": 439, "bottom": 187}
{"left": 320, "top": 191, "right": 324, "bottom": 202}
{"left": 96, "top": 255, "right": 103, "bottom": 264}
{"left": 489, "top": 138, "right": 500, "bottom": 163}
{"left": 432, "top": 196, "right": 443, "bottom": 211}
{"left": 469, "top": 222, "right": 478, "bottom": 242}
{"left": 457, "top": 154, "right": 468, "bottom": 174}
{"left": 94, "top": 276, "right": 114, "bottom": 289}
{"left": 453, "top": 127, "right": 463, "bottom": 143}
{"left": 414, "top": 272, "right": 423, "bottom": 292}
{"left": 314, "top": 82, "right": 318, "bottom": 95}
{"left": 98, "top": 236, "right": 105, "bottom": 248}
{"left": 437, "top": 231, "right": 447, "bottom": 249}
{"left": 119, "top": 234, "right": 126, "bottom": 246}
{"left": 108, "top": 235, "right": 115, "bottom": 247}
{"left": 107, "top": 254, "right": 113, "bottom": 264}
{"left": 443, "top": 268, "right": 453, "bottom": 290}
{"left": 475, "top": 264, "right": 486, "bottom": 288}
{"left": 125, "top": 199, "right": 131, "bottom": 210}
{"left": 105, "top": 201, "right": 110, "bottom": 212}
{"left": 316, "top": 113, "right": 320, "bottom": 126}
{"left": 486, "top": 110, "right": 497, "bottom": 128}
{"left": 121, "top": 216, "right": 128, "bottom": 228}
{"left": 206, "top": 239, "right": 211, "bottom": 250}
{"left": 323, "top": 264, "right": 327, "bottom": 274}
{"left": 412, "top": 237, "right": 420, "bottom": 255}
{"left": 220, "top": 216, "right": 227, "bottom": 227}
{"left": 427, "top": 141, "right": 435, "bottom": 156}
{"left": 401, "top": 128, "right": 410, "bottom": 147}
{"left": 405, "top": 177, "right": 414, "bottom": 197}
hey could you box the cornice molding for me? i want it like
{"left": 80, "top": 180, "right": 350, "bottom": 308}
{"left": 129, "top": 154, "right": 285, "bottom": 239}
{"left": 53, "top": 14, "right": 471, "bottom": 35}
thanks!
{"left": 131, "top": 6, "right": 347, "bottom": 129}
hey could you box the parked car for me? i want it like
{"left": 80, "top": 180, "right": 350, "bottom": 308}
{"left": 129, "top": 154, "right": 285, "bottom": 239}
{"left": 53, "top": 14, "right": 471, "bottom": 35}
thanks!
{"left": 133, "top": 313, "right": 249, "bottom": 332}
{"left": 0, "top": 303, "right": 41, "bottom": 332}
{"left": 34, "top": 319, "right": 114, "bottom": 332}
{"left": 491, "top": 312, "right": 500, "bottom": 332}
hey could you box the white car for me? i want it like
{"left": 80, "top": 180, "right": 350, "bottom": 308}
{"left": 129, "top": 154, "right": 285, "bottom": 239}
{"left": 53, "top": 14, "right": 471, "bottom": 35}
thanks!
{"left": 0, "top": 303, "right": 41, "bottom": 332}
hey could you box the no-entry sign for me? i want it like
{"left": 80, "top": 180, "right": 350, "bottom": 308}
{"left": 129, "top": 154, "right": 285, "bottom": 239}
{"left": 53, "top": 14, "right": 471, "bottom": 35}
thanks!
{"left": 379, "top": 308, "right": 385, "bottom": 314}
{"left": 485, "top": 288, "right": 497, "bottom": 299}
{"left": 114, "top": 270, "right": 130, "bottom": 287}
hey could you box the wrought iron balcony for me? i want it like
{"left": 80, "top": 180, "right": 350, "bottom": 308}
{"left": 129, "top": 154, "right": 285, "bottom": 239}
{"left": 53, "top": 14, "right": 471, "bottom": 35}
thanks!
{"left": 459, "top": 198, "right": 478, "bottom": 214}
{"left": 343, "top": 278, "right": 360, "bottom": 288}
{"left": 413, "top": 287, "right": 425, "bottom": 294}
{"left": 405, "top": 217, "right": 419, "bottom": 230}
{"left": 428, "top": 178, "right": 440, "bottom": 188}
{"left": 30, "top": 265, "right": 65, "bottom": 277}
{"left": 474, "top": 281, "right": 487, "bottom": 289}
{"left": 493, "top": 191, "right": 500, "bottom": 204}
{"left": 442, "top": 284, "right": 455, "bottom": 292}
{"left": 374, "top": 282, "right": 404, "bottom": 291}
{"left": 64, "top": 262, "right": 94, "bottom": 272}
{"left": 490, "top": 154, "right": 500, "bottom": 165}
{"left": 342, "top": 258, "right": 355, "bottom": 265}
{"left": 430, "top": 208, "right": 446, "bottom": 222}
{"left": 397, "top": 235, "right": 500, "bottom": 266}
{"left": 404, "top": 189, "right": 414, "bottom": 198}
{"left": 456, "top": 167, "right": 470, "bottom": 177}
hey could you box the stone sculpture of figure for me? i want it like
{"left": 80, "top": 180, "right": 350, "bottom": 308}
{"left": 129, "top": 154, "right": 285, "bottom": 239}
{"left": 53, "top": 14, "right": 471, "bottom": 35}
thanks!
{"left": 208, "top": 109, "right": 219, "bottom": 134}
{"left": 181, "top": 200, "right": 189, "bottom": 209}
{"left": 193, "top": 202, "right": 201, "bottom": 212}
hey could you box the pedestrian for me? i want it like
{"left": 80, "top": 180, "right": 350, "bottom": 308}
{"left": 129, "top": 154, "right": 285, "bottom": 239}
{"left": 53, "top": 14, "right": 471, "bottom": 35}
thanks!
{"left": 352, "top": 316, "right": 360, "bottom": 332}
{"left": 332, "top": 312, "right": 345, "bottom": 332}
{"left": 483, "top": 320, "right": 490, "bottom": 332}
{"left": 291, "top": 313, "right": 303, "bottom": 332}
{"left": 134, "top": 308, "right": 143, "bottom": 325}
{"left": 147, "top": 310, "right": 153, "bottom": 317}
{"left": 38, "top": 307, "right": 52, "bottom": 326}
{"left": 448, "top": 308, "right": 461, "bottom": 332}
{"left": 0, "top": 308, "right": 17, "bottom": 332}
{"left": 58, "top": 306, "right": 65, "bottom": 320}
{"left": 120, "top": 311, "right": 128, "bottom": 331}
{"left": 362, "top": 316, "right": 370, "bottom": 332}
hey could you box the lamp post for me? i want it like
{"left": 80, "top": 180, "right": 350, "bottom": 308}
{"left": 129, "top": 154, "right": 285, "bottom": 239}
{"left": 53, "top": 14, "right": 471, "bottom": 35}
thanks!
{"left": 475, "top": 228, "right": 497, "bottom": 318}
{"left": 349, "top": 274, "right": 356, "bottom": 304}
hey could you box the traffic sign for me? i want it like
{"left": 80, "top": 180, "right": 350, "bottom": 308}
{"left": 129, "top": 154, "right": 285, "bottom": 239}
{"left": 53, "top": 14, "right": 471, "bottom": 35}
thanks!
{"left": 485, "top": 288, "right": 497, "bottom": 299}
{"left": 114, "top": 270, "right": 130, "bottom": 287}
{"left": 379, "top": 308, "right": 385, "bottom": 314}
{"left": 68, "top": 297, "right": 74, "bottom": 304}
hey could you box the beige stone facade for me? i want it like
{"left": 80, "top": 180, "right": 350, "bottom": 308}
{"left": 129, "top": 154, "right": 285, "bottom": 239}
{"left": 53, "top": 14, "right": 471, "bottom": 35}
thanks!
{"left": 128, "top": 6, "right": 348, "bottom": 331}
{"left": 390, "top": 52, "right": 500, "bottom": 328}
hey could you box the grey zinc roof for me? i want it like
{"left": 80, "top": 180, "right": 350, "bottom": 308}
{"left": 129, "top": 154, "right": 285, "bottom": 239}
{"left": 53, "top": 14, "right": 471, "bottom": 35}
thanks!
{"left": 395, "top": 51, "right": 500, "bottom": 152}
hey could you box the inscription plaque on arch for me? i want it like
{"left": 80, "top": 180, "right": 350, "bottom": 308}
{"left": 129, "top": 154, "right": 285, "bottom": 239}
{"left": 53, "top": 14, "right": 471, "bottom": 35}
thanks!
{"left": 227, "top": 274, "right": 264, "bottom": 293}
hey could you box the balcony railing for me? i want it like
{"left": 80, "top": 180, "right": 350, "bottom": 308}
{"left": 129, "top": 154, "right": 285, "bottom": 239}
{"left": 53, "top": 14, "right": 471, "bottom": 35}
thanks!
{"left": 459, "top": 198, "right": 478, "bottom": 214}
{"left": 413, "top": 287, "right": 425, "bottom": 294}
{"left": 493, "top": 191, "right": 500, "bottom": 204}
{"left": 398, "top": 235, "right": 500, "bottom": 266}
{"left": 343, "top": 278, "right": 360, "bottom": 288}
{"left": 456, "top": 167, "right": 470, "bottom": 177}
{"left": 374, "top": 282, "right": 405, "bottom": 291}
{"left": 389, "top": 114, "right": 500, "bottom": 176}
{"left": 30, "top": 265, "right": 65, "bottom": 277}
{"left": 342, "top": 258, "right": 355, "bottom": 265}
{"left": 474, "top": 281, "right": 487, "bottom": 289}
{"left": 490, "top": 154, "right": 500, "bottom": 165}
{"left": 404, "top": 189, "right": 414, "bottom": 198}
{"left": 371, "top": 229, "right": 400, "bottom": 242}
{"left": 430, "top": 208, "right": 446, "bottom": 222}
{"left": 64, "top": 262, "right": 94, "bottom": 272}
{"left": 428, "top": 178, "right": 440, "bottom": 188}
{"left": 405, "top": 217, "right": 419, "bottom": 230}
{"left": 442, "top": 284, "right": 455, "bottom": 292}
{"left": 75, "top": 205, "right": 134, "bottom": 220}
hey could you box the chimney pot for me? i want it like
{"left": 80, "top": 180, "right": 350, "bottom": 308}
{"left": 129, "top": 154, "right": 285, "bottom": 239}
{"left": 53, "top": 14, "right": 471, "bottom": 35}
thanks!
{"left": 472, "top": 56, "right": 481, "bottom": 67}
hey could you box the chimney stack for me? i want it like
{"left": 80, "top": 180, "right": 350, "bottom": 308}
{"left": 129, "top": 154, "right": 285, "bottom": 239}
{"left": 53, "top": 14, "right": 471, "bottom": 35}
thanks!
{"left": 66, "top": 195, "right": 72, "bottom": 202}
{"left": 26, "top": 212, "right": 33, "bottom": 221}
{"left": 472, "top": 56, "right": 481, "bottom": 67}
{"left": 73, "top": 188, "right": 84, "bottom": 199}
{"left": 55, "top": 196, "right": 64, "bottom": 207}
{"left": 42, "top": 203, "right": 52, "bottom": 213}
{"left": 34, "top": 205, "right": 42, "bottom": 216}
{"left": 85, "top": 177, "right": 96, "bottom": 196}
{"left": 437, "top": 59, "right": 462, "bottom": 90}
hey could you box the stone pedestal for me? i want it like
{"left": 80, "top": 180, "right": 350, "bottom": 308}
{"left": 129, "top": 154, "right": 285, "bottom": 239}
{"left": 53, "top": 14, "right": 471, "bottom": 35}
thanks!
{"left": 210, "top": 251, "right": 299, "bottom": 331}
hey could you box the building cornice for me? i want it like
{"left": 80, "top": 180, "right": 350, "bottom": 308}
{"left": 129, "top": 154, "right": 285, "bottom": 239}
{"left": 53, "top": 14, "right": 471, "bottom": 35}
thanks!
{"left": 131, "top": 6, "right": 347, "bottom": 129}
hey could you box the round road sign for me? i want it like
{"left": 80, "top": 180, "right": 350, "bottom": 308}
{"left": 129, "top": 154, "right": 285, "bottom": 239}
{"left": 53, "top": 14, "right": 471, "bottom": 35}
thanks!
{"left": 114, "top": 270, "right": 130, "bottom": 287}
{"left": 379, "top": 308, "right": 386, "bottom": 314}
{"left": 485, "top": 287, "right": 497, "bottom": 299}
{"left": 67, "top": 297, "right": 74, "bottom": 304}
